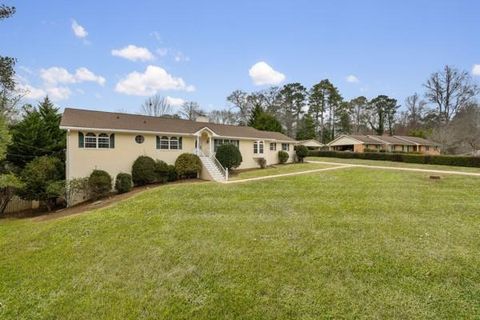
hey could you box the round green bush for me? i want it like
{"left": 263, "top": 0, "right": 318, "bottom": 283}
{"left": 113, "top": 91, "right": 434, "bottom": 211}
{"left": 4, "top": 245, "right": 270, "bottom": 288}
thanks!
{"left": 167, "top": 165, "right": 177, "bottom": 182}
{"left": 115, "top": 173, "right": 132, "bottom": 194}
{"left": 88, "top": 170, "right": 112, "bottom": 200}
{"left": 132, "top": 156, "right": 156, "bottom": 185}
{"left": 154, "top": 160, "right": 169, "bottom": 183}
{"left": 215, "top": 144, "right": 242, "bottom": 170}
{"left": 175, "top": 153, "right": 202, "bottom": 178}
{"left": 278, "top": 150, "right": 289, "bottom": 164}
{"left": 295, "top": 145, "right": 309, "bottom": 163}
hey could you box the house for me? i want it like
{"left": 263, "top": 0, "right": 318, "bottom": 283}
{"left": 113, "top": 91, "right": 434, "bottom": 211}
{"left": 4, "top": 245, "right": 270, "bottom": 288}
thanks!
{"left": 60, "top": 108, "right": 297, "bottom": 184}
{"left": 328, "top": 135, "right": 440, "bottom": 154}
{"left": 297, "top": 139, "right": 324, "bottom": 150}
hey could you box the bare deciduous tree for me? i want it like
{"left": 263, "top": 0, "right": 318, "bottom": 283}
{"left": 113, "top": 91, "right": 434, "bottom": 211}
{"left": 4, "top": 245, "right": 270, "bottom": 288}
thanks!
{"left": 404, "top": 93, "right": 427, "bottom": 130}
{"left": 140, "top": 94, "right": 172, "bottom": 117}
{"left": 209, "top": 108, "right": 239, "bottom": 125}
{"left": 424, "top": 65, "right": 479, "bottom": 124}
{"left": 178, "top": 101, "right": 204, "bottom": 120}
{"left": 227, "top": 90, "right": 250, "bottom": 125}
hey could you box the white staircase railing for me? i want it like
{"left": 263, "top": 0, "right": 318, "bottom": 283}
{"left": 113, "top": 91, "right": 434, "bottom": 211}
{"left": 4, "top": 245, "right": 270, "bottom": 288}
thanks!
{"left": 210, "top": 152, "right": 228, "bottom": 181}
{"left": 194, "top": 148, "right": 228, "bottom": 182}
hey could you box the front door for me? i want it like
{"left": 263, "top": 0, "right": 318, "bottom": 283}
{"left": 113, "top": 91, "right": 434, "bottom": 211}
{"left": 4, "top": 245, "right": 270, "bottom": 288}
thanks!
{"left": 200, "top": 132, "right": 210, "bottom": 156}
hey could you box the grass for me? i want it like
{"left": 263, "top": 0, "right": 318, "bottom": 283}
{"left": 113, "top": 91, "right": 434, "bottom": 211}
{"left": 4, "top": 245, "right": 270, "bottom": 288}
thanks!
{"left": 1, "top": 168, "right": 480, "bottom": 319}
{"left": 230, "top": 162, "right": 336, "bottom": 180}
{"left": 307, "top": 156, "right": 480, "bottom": 173}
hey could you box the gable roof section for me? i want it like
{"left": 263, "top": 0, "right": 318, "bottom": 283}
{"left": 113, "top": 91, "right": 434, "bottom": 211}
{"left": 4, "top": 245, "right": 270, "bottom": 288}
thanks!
{"left": 394, "top": 135, "right": 440, "bottom": 146}
{"left": 60, "top": 108, "right": 296, "bottom": 142}
{"left": 298, "top": 139, "right": 324, "bottom": 147}
{"left": 328, "top": 134, "right": 439, "bottom": 146}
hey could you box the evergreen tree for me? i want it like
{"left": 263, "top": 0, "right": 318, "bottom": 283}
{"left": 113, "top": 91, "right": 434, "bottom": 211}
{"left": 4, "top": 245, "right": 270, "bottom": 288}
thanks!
{"left": 7, "top": 97, "right": 65, "bottom": 168}
{"left": 296, "top": 114, "right": 316, "bottom": 140}
{"left": 253, "top": 113, "right": 283, "bottom": 133}
{"left": 247, "top": 104, "right": 264, "bottom": 127}
{"left": 278, "top": 83, "right": 307, "bottom": 137}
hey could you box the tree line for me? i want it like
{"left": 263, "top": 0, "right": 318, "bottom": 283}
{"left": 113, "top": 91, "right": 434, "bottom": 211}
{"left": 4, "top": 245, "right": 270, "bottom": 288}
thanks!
{"left": 151, "top": 64, "right": 478, "bottom": 157}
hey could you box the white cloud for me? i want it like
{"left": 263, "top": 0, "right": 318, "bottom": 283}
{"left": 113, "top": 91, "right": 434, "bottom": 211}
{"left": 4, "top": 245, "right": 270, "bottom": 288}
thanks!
{"left": 346, "top": 74, "right": 360, "bottom": 83}
{"left": 249, "top": 61, "right": 285, "bottom": 86}
{"left": 165, "top": 96, "right": 185, "bottom": 107}
{"left": 46, "top": 86, "right": 72, "bottom": 101}
{"left": 75, "top": 67, "right": 106, "bottom": 85}
{"left": 112, "top": 45, "right": 155, "bottom": 62}
{"left": 40, "top": 67, "right": 76, "bottom": 84}
{"left": 72, "top": 20, "right": 88, "bottom": 38}
{"left": 40, "top": 67, "right": 105, "bottom": 85}
{"left": 472, "top": 64, "right": 480, "bottom": 76}
{"left": 115, "top": 65, "right": 195, "bottom": 96}
{"left": 17, "top": 81, "right": 71, "bottom": 101}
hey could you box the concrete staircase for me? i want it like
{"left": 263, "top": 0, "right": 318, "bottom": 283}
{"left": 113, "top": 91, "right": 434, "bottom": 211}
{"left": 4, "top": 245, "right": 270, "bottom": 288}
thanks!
{"left": 199, "top": 155, "right": 227, "bottom": 182}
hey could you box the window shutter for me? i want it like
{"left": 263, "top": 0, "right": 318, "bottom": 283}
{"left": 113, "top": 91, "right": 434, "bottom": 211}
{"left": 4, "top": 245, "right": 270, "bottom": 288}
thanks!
{"left": 179, "top": 137, "right": 182, "bottom": 150}
{"left": 156, "top": 136, "right": 160, "bottom": 149}
{"left": 110, "top": 134, "right": 115, "bottom": 148}
{"left": 78, "top": 132, "right": 84, "bottom": 148}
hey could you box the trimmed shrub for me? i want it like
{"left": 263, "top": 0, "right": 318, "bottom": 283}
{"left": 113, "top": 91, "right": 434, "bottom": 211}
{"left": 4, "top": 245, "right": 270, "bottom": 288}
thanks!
{"left": 216, "top": 144, "right": 242, "bottom": 170}
{"left": 115, "top": 173, "right": 132, "bottom": 194}
{"left": 307, "top": 150, "right": 480, "bottom": 168}
{"left": 154, "top": 160, "right": 169, "bottom": 183}
{"left": 175, "top": 153, "right": 202, "bottom": 178}
{"left": 88, "top": 170, "right": 112, "bottom": 200}
{"left": 295, "top": 145, "right": 309, "bottom": 163}
{"left": 256, "top": 157, "right": 267, "bottom": 169}
{"left": 167, "top": 165, "right": 177, "bottom": 182}
{"left": 278, "top": 150, "right": 289, "bottom": 164}
{"left": 132, "top": 156, "right": 156, "bottom": 185}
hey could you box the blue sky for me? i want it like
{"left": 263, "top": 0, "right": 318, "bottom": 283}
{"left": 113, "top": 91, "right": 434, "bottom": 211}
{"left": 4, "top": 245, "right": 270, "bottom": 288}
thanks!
{"left": 1, "top": 0, "right": 479, "bottom": 113}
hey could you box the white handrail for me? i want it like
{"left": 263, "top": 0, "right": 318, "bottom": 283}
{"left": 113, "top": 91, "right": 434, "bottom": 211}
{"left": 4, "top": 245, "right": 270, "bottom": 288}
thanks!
{"left": 194, "top": 148, "right": 228, "bottom": 181}
{"left": 210, "top": 153, "right": 228, "bottom": 181}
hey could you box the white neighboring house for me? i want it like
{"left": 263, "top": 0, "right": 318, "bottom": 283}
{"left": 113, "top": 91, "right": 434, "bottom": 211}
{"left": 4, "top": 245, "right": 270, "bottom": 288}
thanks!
{"left": 60, "top": 108, "right": 297, "bottom": 186}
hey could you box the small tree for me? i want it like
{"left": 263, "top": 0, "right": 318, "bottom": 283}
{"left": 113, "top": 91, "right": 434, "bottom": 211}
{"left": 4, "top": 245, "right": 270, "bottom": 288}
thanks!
{"left": 175, "top": 153, "right": 202, "bottom": 178}
{"left": 154, "top": 160, "right": 169, "bottom": 183}
{"left": 88, "top": 170, "right": 112, "bottom": 200}
{"left": 295, "top": 145, "right": 309, "bottom": 163}
{"left": 132, "top": 156, "right": 156, "bottom": 185}
{"left": 278, "top": 150, "right": 289, "bottom": 164}
{"left": 115, "top": 173, "right": 132, "bottom": 194}
{"left": 215, "top": 144, "right": 242, "bottom": 170}
{"left": 20, "top": 156, "right": 64, "bottom": 211}
{"left": 0, "top": 173, "right": 24, "bottom": 215}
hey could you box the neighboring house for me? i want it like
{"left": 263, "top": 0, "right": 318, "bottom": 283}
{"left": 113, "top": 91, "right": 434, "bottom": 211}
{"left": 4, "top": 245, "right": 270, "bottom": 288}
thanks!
{"left": 328, "top": 135, "right": 440, "bottom": 154}
{"left": 297, "top": 139, "right": 324, "bottom": 150}
{"left": 60, "top": 108, "right": 297, "bottom": 184}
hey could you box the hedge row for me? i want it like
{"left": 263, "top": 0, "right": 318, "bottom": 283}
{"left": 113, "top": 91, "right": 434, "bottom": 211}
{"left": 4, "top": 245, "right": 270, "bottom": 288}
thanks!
{"left": 308, "top": 150, "right": 480, "bottom": 168}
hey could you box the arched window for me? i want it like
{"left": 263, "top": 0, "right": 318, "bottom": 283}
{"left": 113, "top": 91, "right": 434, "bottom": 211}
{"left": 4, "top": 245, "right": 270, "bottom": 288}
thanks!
{"left": 160, "top": 136, "right": 169, "bottom": 149}
{"left": 98, "top": 133, "right": 110, "bottom": 148}
{"left": 85, "top": 132, "right": 97, "bottom": 148}
{"left": 170, "top": 137, "right": 179, "bottom": 149}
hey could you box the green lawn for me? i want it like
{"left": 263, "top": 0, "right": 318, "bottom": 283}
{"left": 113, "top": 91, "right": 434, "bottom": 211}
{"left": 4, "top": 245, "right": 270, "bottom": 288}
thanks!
{"left": 230, "top": 162, "right": 336, "bottom": 180}
{"left": 1, "top": 168, "right": 480, "bottom": 319}
{"left": 307, "top": 156, "right": 480, "bottom": 173}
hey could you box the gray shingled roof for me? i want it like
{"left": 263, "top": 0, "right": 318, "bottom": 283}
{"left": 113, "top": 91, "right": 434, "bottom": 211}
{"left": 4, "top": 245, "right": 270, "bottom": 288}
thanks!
{"left": 60, "top": 108, "right": 296, "bottom": 142}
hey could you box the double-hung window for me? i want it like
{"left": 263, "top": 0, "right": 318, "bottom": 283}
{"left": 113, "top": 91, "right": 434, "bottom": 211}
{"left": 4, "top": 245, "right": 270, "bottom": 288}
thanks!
{"left": 85, "top": 133, "right": 97, "bottom": 148}
{"left": 281, "top": 143, "right": 289, "bottom": 151}
{"left": 156, "top": 136, "right": 183, "bottom": 150}
{"left": 254, "top": 141, "right": 264, "bottom": 154}
{"left": 270, "top": 143, "right": 276, "bottom": 151}
{"left": 98, "top": 133, "right": 110, "bottom": 148}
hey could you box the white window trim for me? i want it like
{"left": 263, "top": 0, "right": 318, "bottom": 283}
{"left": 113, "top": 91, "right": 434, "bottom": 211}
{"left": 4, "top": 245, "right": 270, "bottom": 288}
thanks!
{"left": 254, "top": 140, "right": 264, "bottom": 154}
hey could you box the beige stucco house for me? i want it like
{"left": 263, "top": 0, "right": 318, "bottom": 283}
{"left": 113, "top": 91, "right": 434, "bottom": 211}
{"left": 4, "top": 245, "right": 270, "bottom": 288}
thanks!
{"left": 328, "top": 135, "right": 440, "bottom": 154}
{"left": 60, "top": 108, "right": 297, "bottom": 184}
{"left": 297, "top": 139, "right": 324, "bottom": 150}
